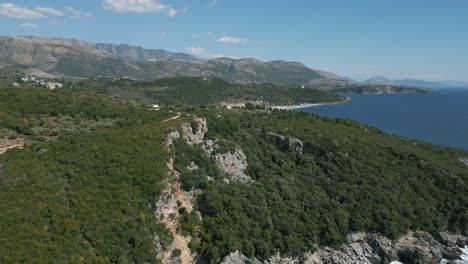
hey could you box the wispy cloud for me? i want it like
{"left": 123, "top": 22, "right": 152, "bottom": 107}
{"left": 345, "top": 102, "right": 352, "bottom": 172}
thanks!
{"left": 66, "top": 7, "right": 94, "bottom": 19}
{"left": 218, "top": 35, "right": 248, "bottom": 44}
{"left": 185, "top": 46, "right": 238, "bottom": 59}
{"left": 192, "top": 32, "right": 214, "bottom": 39}
{"left": 185, "top": 47, "right": 207, "bottom": 56}
{"left": 35, "top": 7, "right": 64, "bottom": 16}
{"left": 0, "top": 3, "right": 91, "bottom": 20}
{"left": 19, "top": 22, "right": 39, "bottom": 29}
{"left": 208, "top": 0, "right": 217, "bottom": 8}
{"left": 102, "top": 0, "right": 180, "bottom": 17}
{"left": 0, "top": 3, "right": 46, "bottom": 19}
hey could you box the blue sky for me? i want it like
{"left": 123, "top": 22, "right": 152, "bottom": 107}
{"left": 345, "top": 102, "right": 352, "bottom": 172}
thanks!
{"left": 1, "top": 0, "right": 468, "bottom": 81}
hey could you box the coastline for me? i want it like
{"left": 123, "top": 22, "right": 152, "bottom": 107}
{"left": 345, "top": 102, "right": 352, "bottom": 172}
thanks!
{"left": 270, "top": 99, "right": 350, "bottom": 111}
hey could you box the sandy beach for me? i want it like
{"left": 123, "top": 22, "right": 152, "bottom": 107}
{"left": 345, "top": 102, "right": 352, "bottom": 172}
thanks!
{"left": 269, "top": 100, "right": 349, "bottom": 110}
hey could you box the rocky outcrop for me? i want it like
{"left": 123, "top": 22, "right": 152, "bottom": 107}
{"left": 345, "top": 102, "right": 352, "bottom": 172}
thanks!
{"left": 212, "top": 148, "right": 251, "bottom": 183}
{"left": 181, "top": 118, "right": 208, "bottom": 145}
{"left": 222, "top": 251, "right": 262, "bottom": 264}
{"left": 266, "top": 132, "right": 306, "bottom": 154}
{"left": 202, "top": 139, "right": 252, "bottom": 183}
{"left": 459, "top": 157, "right": 468, "bottom": 167}
{"left": 220, "top": 231, "right": 468, "bottom": 264}
{"left": 166, "top": 131, "right": 181, "bottom": 148}
{"left": 153, "top": 119, "right": 208, "bottom": 264}
{"left": 0, "top": 136, "right": 26, "bottom": 154}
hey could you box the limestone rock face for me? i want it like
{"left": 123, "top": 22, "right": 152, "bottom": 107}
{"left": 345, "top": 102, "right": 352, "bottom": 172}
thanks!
{"left": 212, "top": 148, "right": 251, "bottom": 183}
{"left": 267, "top": 132, "right": 305, "bottom": 154}
{"left": 221, "top": 251, "right": 261, "bottom": 264}
{"left": 181, "top": 118, "right": 208, "bottom": 145}
{"left": 436, "top": 232, "right": 468, "bottom": 247}
{"left": 166, "top": 131, "right": 180, "bottom": 148}
{"left": 459, "top": 157, "right": 468, "bottom": 167}
{"left": 220, "top": 232, "right": 468, "bottom": 264}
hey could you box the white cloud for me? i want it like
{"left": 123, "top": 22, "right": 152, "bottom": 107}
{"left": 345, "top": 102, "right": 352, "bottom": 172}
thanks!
{"left": 35, "top": 7, "right": 64, "bottom": 16}
{"left": 19, "top": 22, "right": 39, "bottom": 29}
{"left": 185, "top": 47, "right": 206, "bottom": 56}
{"left": 160, "top": 31, "right": 167, "bottom": 37}
{"left": 185, "top": 46, "right": 239, "bottom": 59}
{"left": 0, "top": 3, "right": 46, "bottom": 19}
{"left": 102, "top": 0, "right": 179, "bottom": 17}
{"left": 66, "top": 7, "right": 94, "bottom": 19}
{"left": 167, "top": 7, "right": 177, "bottom": 17}
{"left": 218, "top": 36, "right": 248, "bottom": 44}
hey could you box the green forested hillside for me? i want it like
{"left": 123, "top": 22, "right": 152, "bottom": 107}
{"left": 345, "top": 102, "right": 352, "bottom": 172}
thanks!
{"left": 0, "top": 86, "right": 466, "bottom": 263}
{"left": 174, "top": 109, "right": 468, "bottom": 261}
{"left": 0, "top": 86, "right": 175, "bottom": 263}
{"left": 65, "top": 77, "right": 344, "bottom": 106}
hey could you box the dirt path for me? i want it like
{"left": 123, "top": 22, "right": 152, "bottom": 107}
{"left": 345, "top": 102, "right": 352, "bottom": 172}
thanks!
{"left": 163, "top": 113, "right": 181, "bottom": 123}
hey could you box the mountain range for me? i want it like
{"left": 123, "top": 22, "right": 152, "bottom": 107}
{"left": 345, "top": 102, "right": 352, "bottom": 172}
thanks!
{"left": 364, "top": 76, "right": 468, "bottom": 88}
{"left": 0, "top": 36, "right": 434, "bottom": 94}
{"left": 0, "top": 36, "right": 324, "bottom": 83}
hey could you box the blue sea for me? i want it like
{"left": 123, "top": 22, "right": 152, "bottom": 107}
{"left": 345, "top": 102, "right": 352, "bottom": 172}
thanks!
{"left": 297, "top": 89, "right": 468, "bottom": 150}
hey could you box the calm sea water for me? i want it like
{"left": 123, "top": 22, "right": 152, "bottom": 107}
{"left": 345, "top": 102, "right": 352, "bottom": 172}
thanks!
{"left": 297, "top": 89, "right": 468, "bottom": 150}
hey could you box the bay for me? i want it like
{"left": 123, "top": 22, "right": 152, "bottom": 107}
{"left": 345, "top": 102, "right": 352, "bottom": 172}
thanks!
{"left": 296, "top": 89, "right": 468, "bottom": 150}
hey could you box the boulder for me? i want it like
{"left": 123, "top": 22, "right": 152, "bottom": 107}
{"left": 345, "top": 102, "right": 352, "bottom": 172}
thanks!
{"left": 266, "top": 132, "right": 306, "bottom": 154}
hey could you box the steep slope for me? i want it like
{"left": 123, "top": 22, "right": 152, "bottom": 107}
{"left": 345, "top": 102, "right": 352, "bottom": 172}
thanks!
{"left": 19, "top": 36, "right": 196, "bottom": 62}
{"left": 0, "top": 86, "right": 466, "bottom": 263}
{"left": 174, "top": 109, "right": 468, "bottom": 262}
{"left": 0, "top": 36, "right": 324, "bottom": 83}
{"left": 314, "top": 69, "right": 357, "bottom": 82}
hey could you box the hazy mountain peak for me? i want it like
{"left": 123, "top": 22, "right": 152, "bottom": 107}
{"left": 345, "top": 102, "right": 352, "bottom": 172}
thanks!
{"left": 363, "top": 76, "right": 393, "bottom": 85}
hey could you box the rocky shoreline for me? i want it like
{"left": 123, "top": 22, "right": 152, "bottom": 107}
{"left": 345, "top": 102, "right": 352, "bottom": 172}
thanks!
{"left": 221, "top": 231, "right": 468, "bottom": 264}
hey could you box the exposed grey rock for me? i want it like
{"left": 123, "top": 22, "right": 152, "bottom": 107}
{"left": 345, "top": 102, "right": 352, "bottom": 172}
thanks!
{"left": 221, "top": 251, "right": 261, "bottom": 264}
{"left": 436, "top": 232, "right": 468, "bottom": 248}
{"left": 459, "top": 157, "right": 468, "bottom": 167}
{"left": 438, "top": 232, "right": 460, "bottom": 247}
{"left": 267, "top": 132, "right": 305, "bottom": 154}
{"left": 347, "top": 232, "right": 367, "bottom": 243}
{"left": 212, "top": 148, "right": 252, "bottom": 183}
{"left": 166, "top": 131, "right": 180, "bottom": 148}
{"left": 202, "top": 139, "right": 219, "bottom": 156}
{"left": 187, "top": 161, "right": 198, "bottom": 171}
{"left": 221, "top": 232, "right": 468, "bottom": 264}
{"left": 180, "top": 118, "right": 208, "bottom": 145}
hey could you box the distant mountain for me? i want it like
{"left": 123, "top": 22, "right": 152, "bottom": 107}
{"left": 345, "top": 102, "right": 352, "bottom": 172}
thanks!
{"left": 364, "top": 76, "right": 468, "bottom": 88}
{"left": 436, "top": 80, "right": 468, "bottom": 88}
{"left": 0, "top": 36, "right": 430, "bottom": 94}
{"left": 0, "top": 36, "right": 324, "bottom": 83}
{"left": 314, "top": 69, "right": 357, "bottom": 82}
{"left": 20, "top": 36, "right": 196, "bottom": 62}
{"left": 363, "top": 76, "right": 393, "bottom": 85}
{"left": 392, "top": 79, "right": 442, "bottom": 88}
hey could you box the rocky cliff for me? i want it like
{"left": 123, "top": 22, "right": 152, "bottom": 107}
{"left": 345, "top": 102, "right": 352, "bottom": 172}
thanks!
{"left": 221, "top": 231, "right": 468, "bottom": 264}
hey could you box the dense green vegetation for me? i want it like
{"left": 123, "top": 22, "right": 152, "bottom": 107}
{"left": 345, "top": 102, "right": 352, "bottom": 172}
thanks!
{"left": 174, "top": 109, "right": 468, "bottom": 262}
{"left": 65, "top": 77, "right": 344, "bottom": 106}
{"left": 0, "top": 84, "right": 466, "bottom": 263}
{"left": 0, "top": 86, "right": 176, "bottom": 263}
